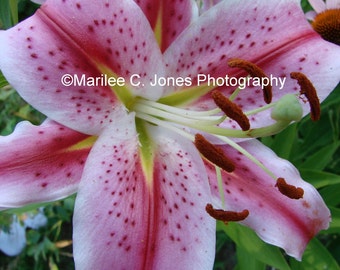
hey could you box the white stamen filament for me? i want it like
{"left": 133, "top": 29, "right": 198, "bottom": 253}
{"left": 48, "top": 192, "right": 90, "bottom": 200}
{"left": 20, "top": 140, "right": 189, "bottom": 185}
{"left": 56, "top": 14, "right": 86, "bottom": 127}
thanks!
{"left": 137, "top": 98, "right": 222, "bottom": 117}
{"left": 133, "top": 99, "right": 291, "bottom": 139}
{"left": 136, "top": 112, "right": 195, "bottom": 141}
{"left": 133, "top": 95, "right": 293, "bottom": 205}
{"left": 134, "top": 98, "right": 281, "bottom": 180}
{"left": 134, "top": 103, "right": 225, "bottom": 126}
{"left": 216, "top": 135, "right": 276, "bottom": 179}
{"left": 215, "top": 166, "right": 225, "bottom": 207}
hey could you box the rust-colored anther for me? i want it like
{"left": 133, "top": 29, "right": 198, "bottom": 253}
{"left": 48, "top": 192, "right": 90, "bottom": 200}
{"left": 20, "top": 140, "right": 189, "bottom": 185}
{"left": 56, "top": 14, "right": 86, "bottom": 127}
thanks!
{"left": 275, "top": 177, "right": 304, "bottom": 200}
{"left": 290, "top": 72, "right": 321, "bottom": 121}
{"left": 194, "top": 134, "right": 235, "bottom": 172}
{"left": 212, "top": 90, "right": 250, "bottom": 131}
{"left": 228, "top": 58, "right": 272, "bottom": 104}
{"left": 206, "top": 203, "right": 249, "bottom": 223}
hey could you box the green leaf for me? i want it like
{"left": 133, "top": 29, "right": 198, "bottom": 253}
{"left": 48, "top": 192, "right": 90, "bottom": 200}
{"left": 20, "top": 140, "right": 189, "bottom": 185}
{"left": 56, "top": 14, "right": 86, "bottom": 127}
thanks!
{"left": 9, "top": 0, "right": 18, "bottom": 25}
{"left": 327, "top": 206, "right": 340, "bottom": 233}
{"left": 290, "top": 238, "right": 339, "bottom": 270}
{"left": 235, "top": 246, "right": 266, "bottom": 270}
{"left": 0, "top": 0, "right": 18, "bottom": 29}
{"left": 319, "top": 184, "right": 340, "bottom": 206}
{"left": 300, "top": 170, "right": 340, "bottom": 189}
{"left": 263, "top": 123, "right": 297, "bottom": 159}
{"left": 218, "top": 222, "right": 291, "bottom": 270}
{"left": 0, "top": 70, "right": 9, "bottom": 88}
{"left": 0, "top": 87, "right": 14, "bottom": 101}
{"left": 300, "top": 142, "right": 340, "bottom": 170}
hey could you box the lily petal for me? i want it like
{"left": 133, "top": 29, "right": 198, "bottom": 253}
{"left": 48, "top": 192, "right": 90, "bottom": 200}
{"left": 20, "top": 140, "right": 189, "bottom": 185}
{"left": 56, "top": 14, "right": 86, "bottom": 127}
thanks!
{"left": 158, "top": 0, "right": 198, "bottom": 52}
{"left": 73, "top": 111, "right": 215, "bottom": 269}
{"left": 198, "top": 0, "right": 221, "bottom": 13}
{"left": 207, "top": 139, "right": 330, "bottom": 260}
{"left": 0, "top": 0, "right": 164, "bottom": 135}
{"left": 0, "top": 119, "right": 92, "bottom": 208}
{"left": 164, "top": 0, "right": 340, "bottom": 128}
{"left": 133, "top": 0, "right": 161, "bottom": 29}
{"left": 135, "top": 0, "right": 198, "bottom": 51}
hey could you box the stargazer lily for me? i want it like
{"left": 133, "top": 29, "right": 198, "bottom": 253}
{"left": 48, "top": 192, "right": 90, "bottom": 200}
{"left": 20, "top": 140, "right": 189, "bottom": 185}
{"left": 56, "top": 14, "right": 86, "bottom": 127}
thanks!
{"left": 0, "top": 0, "right": 340, "bottom": 268}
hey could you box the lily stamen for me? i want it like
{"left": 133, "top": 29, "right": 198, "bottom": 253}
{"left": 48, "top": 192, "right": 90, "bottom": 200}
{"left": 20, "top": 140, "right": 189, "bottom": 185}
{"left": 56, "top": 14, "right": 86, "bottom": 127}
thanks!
{"left": 205, "top": 203, "right": 249, "bottom": 223}
{"left": 194, "top": 134, "right": 235, "bottom": 172}
{"left": 228, "top": 58, "right": 273, "bottom": 104}
{"left": 133, "top": 103, "right": 225, "bottom": 126}
{"left": 137, "top": 98, "right": 221, "bottom": 117}
{"left": 211, "top": 90, "right": 250, "bottom": 131}
{"left": 290, "top": 72, "right": 321, "bottom": 121}
{"left": 276, "top": 177, "right": 304, "bottom": 199}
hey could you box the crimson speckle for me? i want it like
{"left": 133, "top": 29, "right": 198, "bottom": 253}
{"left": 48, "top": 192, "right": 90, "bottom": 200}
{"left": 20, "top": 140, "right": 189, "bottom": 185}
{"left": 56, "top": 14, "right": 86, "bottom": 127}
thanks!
{"left": 87, "top": 25, "right": 94, "bottom": 32}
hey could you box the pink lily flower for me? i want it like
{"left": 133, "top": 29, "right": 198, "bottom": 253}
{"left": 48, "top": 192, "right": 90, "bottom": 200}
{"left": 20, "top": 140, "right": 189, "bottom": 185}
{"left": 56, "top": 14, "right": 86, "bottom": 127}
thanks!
{"left": 0, "top": 0, "right": 340, "bottom": 268}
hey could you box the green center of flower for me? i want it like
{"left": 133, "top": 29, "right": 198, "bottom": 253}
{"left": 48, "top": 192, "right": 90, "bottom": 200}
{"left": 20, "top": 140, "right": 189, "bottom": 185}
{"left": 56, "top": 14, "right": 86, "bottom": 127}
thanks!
{"left": 122, "top": 59, "right": 319, "bottom": 222}
{"left": 312, "top": 9, "right": 340, "bottom": 45}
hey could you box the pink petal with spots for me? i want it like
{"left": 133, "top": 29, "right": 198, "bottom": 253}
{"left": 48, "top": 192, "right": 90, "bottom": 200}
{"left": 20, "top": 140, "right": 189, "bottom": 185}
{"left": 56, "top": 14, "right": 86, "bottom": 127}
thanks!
{"left": 0, "top": 120, "right": 91, "bottom": 208}
{"left": 73, "top": 115, "right": 215, "bottom": 269}
{"left": 164, "top": 0, "right": 340, "bottom": 129}
{"left": 133, "top": 0, "right": 161, "bottom": 29}
{"left": 0, "top": 0, "right": 164, "bottom": 135}
{"left": 159, "top": 0, "right": 198, "bottom": 52}
{"left": 207, "top": 139, "right": 330, "bottom": 260}
{"left": 134, "top": 0, "right": 198, "bottom": 51}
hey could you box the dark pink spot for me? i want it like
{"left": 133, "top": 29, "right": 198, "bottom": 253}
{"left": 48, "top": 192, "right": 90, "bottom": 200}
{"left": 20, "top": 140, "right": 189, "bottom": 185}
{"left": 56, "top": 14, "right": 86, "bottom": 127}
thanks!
{"left": 88, "top": 25, "right": 94, "bottom": 32}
